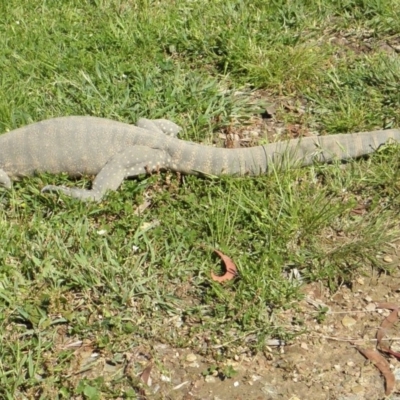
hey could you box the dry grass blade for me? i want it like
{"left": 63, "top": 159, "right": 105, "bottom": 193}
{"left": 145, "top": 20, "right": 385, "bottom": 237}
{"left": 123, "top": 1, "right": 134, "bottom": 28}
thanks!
{"left": 354, "top": 346, "right": 395, "bottom": 396}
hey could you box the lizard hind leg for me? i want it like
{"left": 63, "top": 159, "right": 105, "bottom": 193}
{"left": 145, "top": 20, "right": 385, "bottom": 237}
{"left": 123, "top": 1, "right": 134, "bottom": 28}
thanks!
{"left": 41, "top": 146, "right": 168, "bottom": 202}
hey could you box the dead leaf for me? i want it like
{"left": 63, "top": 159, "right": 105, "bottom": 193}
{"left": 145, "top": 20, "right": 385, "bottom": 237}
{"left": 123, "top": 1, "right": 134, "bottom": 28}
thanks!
{"left": 350, "top": 205, "right": 367, "bottom": 215}
{"left": 376, "top": 304, "right": 400, "bottom": 359}
{"left": 287, "top": 124, "right": 302, "bottom": 138}
{"left": 124, "top": 356, "right": 152, "bottom": 400}
{"left": 377, "top": 309, "right": 398, "bottom": 347}
{"left": 382, "top": 347, "right": 400, "bottom": 360}
{"left": 211, "top": 249, "right": 238, "bottom": 282}
{"left": 140, "top": 363, "right": 153, "bottom": 386}
{"left": 354, "top": 346, "right": 395, "bottom": 396}
{"left": 134, "top": 199, "right": 151, "bottom": 215}
{"left": 377, "top": 302, "right": 399, "bottom": 311}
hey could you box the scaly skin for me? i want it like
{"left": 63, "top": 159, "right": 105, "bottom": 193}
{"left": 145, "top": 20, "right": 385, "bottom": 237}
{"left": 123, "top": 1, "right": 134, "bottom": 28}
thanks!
{"left": 1, "top": 116, "right": 400, "bottom": 201}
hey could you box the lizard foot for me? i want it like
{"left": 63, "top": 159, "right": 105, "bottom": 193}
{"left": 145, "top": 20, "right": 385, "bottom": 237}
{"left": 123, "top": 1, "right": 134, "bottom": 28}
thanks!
{"left": 41, "top": 185, "right": 102, "bottom": 202}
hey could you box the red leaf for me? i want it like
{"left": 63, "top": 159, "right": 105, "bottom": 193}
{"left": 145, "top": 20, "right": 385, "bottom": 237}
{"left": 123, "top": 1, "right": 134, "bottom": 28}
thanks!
{"left": 375, "top": 305, "right": 400, "bottom": 360}
{"left": 210, "top": 249, "right": 238, "bottom": 282}
{"left": 377, "top": 302, "right": 399, "bottom": 311}
{"left": 355, "top": 346, "right": 395, "bottom": 396}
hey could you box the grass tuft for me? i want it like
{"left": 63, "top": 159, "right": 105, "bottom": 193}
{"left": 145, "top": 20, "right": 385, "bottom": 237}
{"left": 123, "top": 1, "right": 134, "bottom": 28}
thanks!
{"left": 1, "top": 0, "right": 400, "bottom": 397}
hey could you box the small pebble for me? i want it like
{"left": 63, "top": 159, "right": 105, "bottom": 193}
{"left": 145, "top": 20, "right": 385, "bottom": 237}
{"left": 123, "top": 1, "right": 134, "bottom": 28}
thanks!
{"left": 186, "top": 353, "right": 197, "bottom": 362}
{"left": 351, "top": 385, "right": 364, "bottom": 394}
{"left": 365, "top": 302, "right": 376, "bottom": 312}
{"left": 347, "top": 361, "right": 355, "bottom": 367}
{"left": 342, "top": 315, "right": 357, "bottom": 327}
{"left": 356, "top": 277, "right": 364, "bottom": 285}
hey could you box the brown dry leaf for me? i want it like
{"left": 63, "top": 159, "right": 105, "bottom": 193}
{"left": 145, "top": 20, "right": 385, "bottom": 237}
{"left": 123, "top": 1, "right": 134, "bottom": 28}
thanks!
{"left": 211, "top": 249, "right": 238, "bottom": 282}
{"left": 376, "top": 304, "right": 400, "bottom": 359}
{"left": 140, "top": 363, "right": 153, "bottom": 386}
{"left": 350, "top": 204, "right": 367, "bottom": 215}
{"left": 286, "top": 123, "right": 302, "bottom": 138}
{"left": 377, "top": 309, "right": 398, "bottom": 347}
{"left": 134, "top": 363, "right": 153, "bottom": 400}
{"left": 354, "top": 346, "right": 395, "bottom": 396}
{"left": 134, "top": 199, "right": 151, "bottom": 216}
{"left": 382, "top": 346, "right": 400, "bottom": 359}
{"left": 377, "top": 302, "right": 399, "bottom": 311}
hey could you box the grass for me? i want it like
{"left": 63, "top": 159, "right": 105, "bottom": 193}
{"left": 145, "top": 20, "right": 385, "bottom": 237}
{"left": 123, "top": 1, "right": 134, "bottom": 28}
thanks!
{"left": 1, "top": 0, "right": 400, "bottom": 398}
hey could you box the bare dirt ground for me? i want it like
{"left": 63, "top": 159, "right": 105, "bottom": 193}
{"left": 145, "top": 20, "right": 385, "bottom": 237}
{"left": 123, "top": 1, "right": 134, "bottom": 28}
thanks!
{"left": 64, "top": 242, "right": 400, "bottom": 400}
{"left": 143, "top": 253, "right": 400, "bottom": 400}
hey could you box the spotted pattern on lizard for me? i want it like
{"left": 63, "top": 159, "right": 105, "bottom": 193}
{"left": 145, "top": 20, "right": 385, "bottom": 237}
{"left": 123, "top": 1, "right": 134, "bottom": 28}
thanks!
{"left": 1, "top": 116, "right": 400, "bottom": 201}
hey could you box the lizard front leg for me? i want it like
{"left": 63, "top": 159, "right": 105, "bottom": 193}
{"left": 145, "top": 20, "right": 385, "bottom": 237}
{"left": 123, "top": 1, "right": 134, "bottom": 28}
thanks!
{"left": 0, "top": 169, "right": 12, "bottom": 189}
{"left": 42, "top": 146, "right": 168, "bottom": 201}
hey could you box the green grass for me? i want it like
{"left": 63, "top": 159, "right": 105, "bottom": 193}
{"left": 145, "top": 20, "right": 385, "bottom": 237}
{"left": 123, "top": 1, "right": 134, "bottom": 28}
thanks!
{"left": 1, "top": 0, "right": 400, "bottom": 398}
